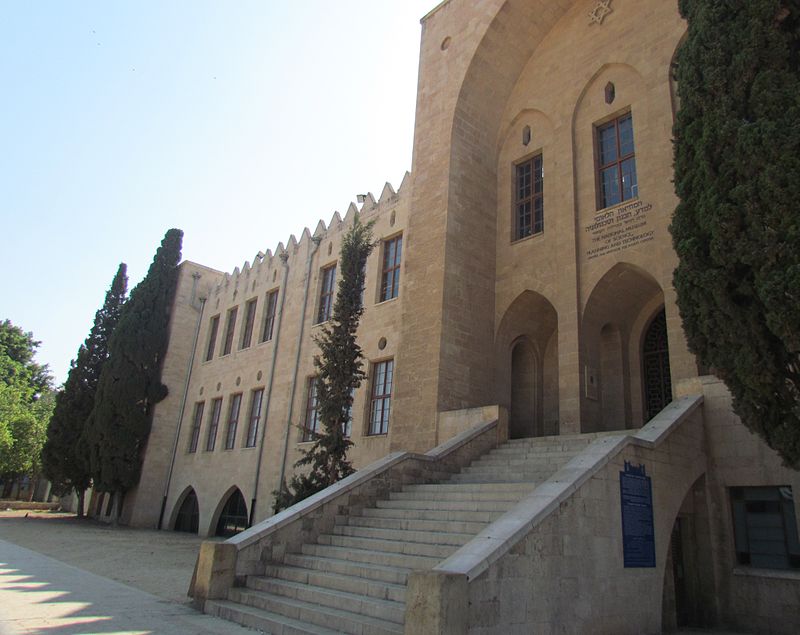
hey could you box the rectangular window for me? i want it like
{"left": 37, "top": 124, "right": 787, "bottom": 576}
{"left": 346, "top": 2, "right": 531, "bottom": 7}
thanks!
{"left": 380, "top": 235, "right": 403, "bottom": 302}
{"left": 188, "top": 401, "right": 204, "bottom": 453}
{"left": 261, "top": 289, "right": 279, "bottom": 342}
{"left": 302, "top": 378, "right": 320, "bottom": 441}
{"left": 240, "top": 298, "right": 257, "bottom": 349}
{"left": 730, "top": 486, "right": 799, "bottom": 569}
{"left": 597, "top": 113, "right": 638, "bottom": 209}
{"left": 222, "top": 307, "right": 238, "bottom": 356}
{"left": 205, "top": 398, "right": 223, "bottom": 451}
{"left": 368, "top": 359, "right": 393, "bottom": 435}
{"left": 514, "top": 155, "right": 544, "bottom": 240}
{"left": 316, "top": 265, "right": 336, "bottom": 324}
{"left": 245, "top": 388, "right": 264, "bottom": 448}
{"left": 224, "top": 393, "right": 242, "bottom": 450}
{"left": 205, "top": 315, "right": 220, "bottom": 362}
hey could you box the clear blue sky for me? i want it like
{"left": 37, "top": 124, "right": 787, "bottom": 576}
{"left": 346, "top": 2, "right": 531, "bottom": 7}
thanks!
{"left": 0, "top": 1, "right": 436, "bottom": 384}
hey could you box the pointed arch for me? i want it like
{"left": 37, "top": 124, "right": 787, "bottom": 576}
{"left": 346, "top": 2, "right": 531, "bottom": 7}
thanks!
{"left": 170, "top": 486, "right": 199, "bottom": 534}
{"left": 210, "top": 486, "right": 248, "bottom": 538}
{"left": 496, "top": 290, "right": 559, "bottom": 437}
{"left": 582, "top": 262, "right": 665, "bottom": 430}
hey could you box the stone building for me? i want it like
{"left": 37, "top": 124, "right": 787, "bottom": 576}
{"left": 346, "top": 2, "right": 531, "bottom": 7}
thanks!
{"left": 112, "top": 0, "right": 799, "bottom": 632}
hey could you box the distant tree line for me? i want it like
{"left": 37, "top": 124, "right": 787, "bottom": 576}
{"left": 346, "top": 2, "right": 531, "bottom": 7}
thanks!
{"left": 0, "top": 320, "right": 54, "bottom": 499}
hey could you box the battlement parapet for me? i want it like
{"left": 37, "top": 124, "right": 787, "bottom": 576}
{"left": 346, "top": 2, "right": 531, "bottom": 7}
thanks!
{"left": 213, "top": 173, "right": 410, "bottom": 293}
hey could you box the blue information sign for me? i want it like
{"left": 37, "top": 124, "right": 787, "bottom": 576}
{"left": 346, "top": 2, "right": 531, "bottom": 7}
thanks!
{"left": 620, "top": 461, "right": 655, "bottom": 568}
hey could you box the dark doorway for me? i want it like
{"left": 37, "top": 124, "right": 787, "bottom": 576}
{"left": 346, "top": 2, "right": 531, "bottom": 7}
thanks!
{"left": 174, "top": 489, "right": 199, "bottom": 534}
{"left": 215, "top": 488, "right": 248, "bottom": 537}
{"left": 642, "top": 308, "right": 672, "bottom": 421}
{"left": 671, "top": 518, "right": 689, "bottom": 628}
{"left": 510, "top": 340, "right": 537, "bottom": 438}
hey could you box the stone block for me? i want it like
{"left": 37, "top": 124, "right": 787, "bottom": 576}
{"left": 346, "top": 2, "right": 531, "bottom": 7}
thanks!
{"left": 405, "top": 570, "right": 469, "bottom": 634}
{"left": 191, "top": 541, "right": 237, "bottom": 605}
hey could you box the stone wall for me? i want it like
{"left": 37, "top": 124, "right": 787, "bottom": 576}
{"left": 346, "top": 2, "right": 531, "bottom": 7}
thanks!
{"left": 464, "top": 403, "right": 706, "bottom": 634}
{"left": 699, "top": 378, "right": 800, "bottom": 634}
{"left": 147, "top": 183, "right": 414, "bottom": 535}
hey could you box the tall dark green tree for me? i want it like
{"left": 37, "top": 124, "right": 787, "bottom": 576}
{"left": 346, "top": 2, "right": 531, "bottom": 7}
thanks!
{"left": 275, "top": 217, "right": 375, "bottom": 511}
{"left": 42, "top": 263, "right": 128, "bottom": 515}
{"left": 671, "top": 0, "right": 800, "bottom": 468}
{"left": 86, "top": 229, "right": 183, "bottom": 518}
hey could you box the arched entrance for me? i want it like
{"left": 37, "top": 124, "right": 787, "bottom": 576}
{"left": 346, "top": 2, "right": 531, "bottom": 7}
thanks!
{"left": 510, "top": 339, "right": 538, "bottom": 439}
{"left": 661, "top": 475, "right": 715, "bottom": 631}
{"left": 642, "top": 308, "right": 672, "bottom": 421}
{"left": 581, "top": 263, "right": 666, "bottom": 431}
{"left": 496, "top": 291, "right": 559, "bottom": 438}
{"left": 173, "top": 488, "right": 199, "bottom": 534}
{"left": 214, "top": 488, "right": 248, "bottom": 538}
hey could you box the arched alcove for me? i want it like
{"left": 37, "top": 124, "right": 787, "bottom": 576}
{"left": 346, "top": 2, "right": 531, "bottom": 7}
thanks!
{"left": 582, "top": 262, "right": 665, "bottom": 430}
{"left": 661, "top": 474, "right": 715, "bottom": 631}
{"left": 172, "top": 487, "right": 199, "bottom": 534}
{"left": 496, "top": 290, "right": 559, "bottom": 437}
{"left": 510, "top": 338, "right": 538, "bottom": 438}
{"left": 211, "top": 487, "right": 248, "bottom": 538}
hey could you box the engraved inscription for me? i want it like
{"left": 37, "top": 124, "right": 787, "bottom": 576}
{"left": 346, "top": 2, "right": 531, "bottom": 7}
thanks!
{"left": 585, "top": 199, "right": 654, "bottom": 260}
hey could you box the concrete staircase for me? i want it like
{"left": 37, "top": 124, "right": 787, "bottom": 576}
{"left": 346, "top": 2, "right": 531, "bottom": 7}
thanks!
{"left": 205, "top": 433, "right": 603, "bottom": 634}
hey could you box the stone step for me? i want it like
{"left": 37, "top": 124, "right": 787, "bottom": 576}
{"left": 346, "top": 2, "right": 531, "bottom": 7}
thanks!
{"left": 461, "top": 464, "right": 554, "bottom": 476}
{"left": 388, "top": 489, "right": 527, "bottom": 502}
{"left": 239, "top": 578, "right": 406, "bottom": 624}
{"left": 301, "top": 543, "right": 442, "bottom": 570}
{"left": 226, "top": 588, "right": 403, "bottom": 635}
{"left": 501, "top": 431, "right": 620, "bottom": 447}
{"left": 338, "top": 513, "right": 490, "bottom": 535}
{"left": 318, "top": 533, "right": 458, "bottom": 559}
{"left": 283, "top": 553, "right": 410, "bottom": 585}
{"left": 206, "top": 598, "right": 343, "bottom": 635}
{"left": 402, "top": 482, "right": 534, "bottom": 493}
{"left": 448, "top": 473, "right": 538, "bottom": 484}
{"left": 503, "top": 438, "right": 593, "bottom": 448}
{"left": 375, "top": 498, "right": 516, "bottom": 512}
{"left": 332, "top": 524, "right": 474, "bottom": 547}
{"left": 470, "top": 453, "right": 577, "bottom": 465}
{"left": 484, "top": 447, "right": 585, "bottom": 459}
{"left": 361, "top": 506, "right": 504, "bottom": 523}
{"left": 261, "top": 564, "right": 406, "bottom": 603}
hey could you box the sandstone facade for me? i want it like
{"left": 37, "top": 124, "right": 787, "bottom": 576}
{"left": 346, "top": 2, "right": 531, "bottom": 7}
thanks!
{"left": 113, "top": 1, "right": 798, "bottom": 631}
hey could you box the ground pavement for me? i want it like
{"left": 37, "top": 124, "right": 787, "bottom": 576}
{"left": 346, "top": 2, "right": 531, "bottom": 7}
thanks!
{"left": 0, "top": 511, "right": 748, "bottom": 635}
{"left": 0, "top": 539, "right": 259, "bottom": 635}
{"left": 0, "top": 512, "right": 256, "bottom": 635}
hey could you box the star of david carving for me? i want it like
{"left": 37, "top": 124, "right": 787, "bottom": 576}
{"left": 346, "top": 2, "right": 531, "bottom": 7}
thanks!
{"left": 588, "top": 0, "right": 613, "bottom": 25}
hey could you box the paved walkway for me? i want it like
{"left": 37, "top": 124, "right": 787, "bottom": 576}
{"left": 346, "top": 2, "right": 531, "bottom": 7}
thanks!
{"left": 0, "top": 539, "right": 257, "bottom": 635}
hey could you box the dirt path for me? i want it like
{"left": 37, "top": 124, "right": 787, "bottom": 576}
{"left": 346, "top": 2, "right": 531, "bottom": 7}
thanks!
{"left": 0, "top": 510, "right": 209, "bottom": 603}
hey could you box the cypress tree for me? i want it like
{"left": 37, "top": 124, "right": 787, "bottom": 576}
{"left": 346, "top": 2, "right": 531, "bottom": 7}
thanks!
{"left": 42, "top": 263, "right": 127, "bottom": 516}
{"left": 275, "top": 216, "right": 375, "bottom": 511}
{"left": 671, "top": 1, "right": 800, "bottom": 468}
{"left": 86, "top": 229, "right": 183, "bottom": 518}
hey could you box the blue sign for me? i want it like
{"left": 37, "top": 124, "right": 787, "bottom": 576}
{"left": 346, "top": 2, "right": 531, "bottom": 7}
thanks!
{"left": 620, "top": 461, "right": 655, "bottom": 568}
